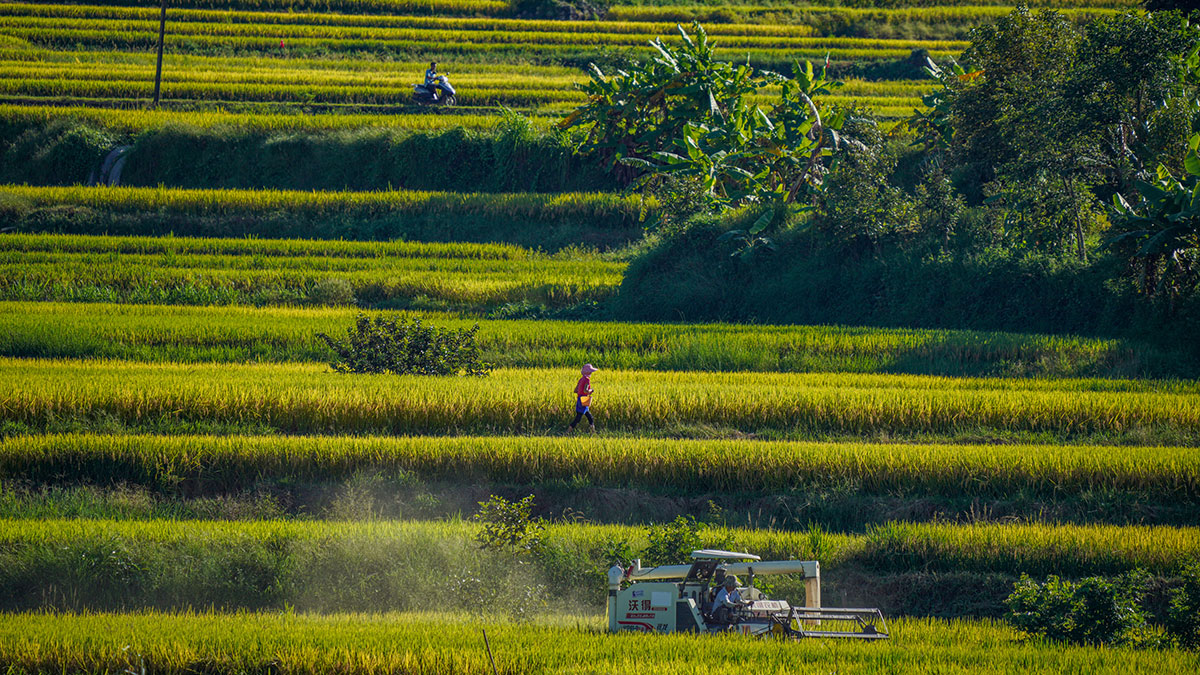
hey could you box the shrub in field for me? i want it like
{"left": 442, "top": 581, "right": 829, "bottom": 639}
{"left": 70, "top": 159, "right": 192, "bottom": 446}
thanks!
{"left": 1004, "top": 572, "right": 1151, "bottom": 646}
{"left": 473, "top": 494, "right": 544, "bottom": 556}
{"left": 317, "top": 314, "right": 491, "bottom": 376}
{"left": 1166, "top": 560, "right": 1200, "bottom": 649}
{"left": 308, "top": 278, "right": 356, "bottom": 307}
{"left": 643, "top": 515, "right": 706, "bottom": 566}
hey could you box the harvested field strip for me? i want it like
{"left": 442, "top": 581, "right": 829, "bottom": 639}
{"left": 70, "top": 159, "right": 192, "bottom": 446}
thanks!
{"left": 2, "top": 517, "right": 1198, "bottom": 575}
{"left": 5, "top": 433, "right": 1196, "bottom": 499}
{"left": 0, "top": 612, "right": 1194, "bottom": 675}
{"left": 0, "top": 302, "right": 1166, "bottom": 378}
{"left": 1, "top": 360, "right": 1196, "bottom": 438}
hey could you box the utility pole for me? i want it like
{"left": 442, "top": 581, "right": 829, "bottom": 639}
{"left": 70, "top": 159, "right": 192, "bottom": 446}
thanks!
{"left": 152, "top": 0, "right": 167, "bottom": 107}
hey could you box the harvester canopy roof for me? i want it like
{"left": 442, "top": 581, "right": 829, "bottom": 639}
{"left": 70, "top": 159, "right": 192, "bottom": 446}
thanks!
{"left": 690, "top": 550, "right": 761, "bottom": 561}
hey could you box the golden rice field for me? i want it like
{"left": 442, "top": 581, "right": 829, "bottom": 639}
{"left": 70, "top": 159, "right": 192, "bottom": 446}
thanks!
{"left": 3, "top": 517, "right": 1198, "bottom": 575}
{"left": 4, "top": 432, "right": 1196, "bottom": 498}
{"left": 0, "top": 233, "right": 624, "bottom": 309}
{"left": 2, "top": 359, "right": 1197, "bottom": 438}
{"left": 0, "top": 612, "right": 1193, "bottom": 675}
{"left": 0, "top": 185, "right": 646, "bottom": 223}
{"left": 0, "top": 301, "right": 1156, "bottom": 376}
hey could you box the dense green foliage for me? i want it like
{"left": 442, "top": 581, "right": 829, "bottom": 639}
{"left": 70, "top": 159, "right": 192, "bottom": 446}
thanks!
{"left": 1167, "top": 561, "right": 1200, "bottom": 649}
{"left": 0, "top": 117, "right": 616, "bottom": 194}
{"left": 1005, "top": 572, "right": 1152, "bottom": 646}
{"left": 615, "top": 10, "right": 1200, "bottom": 356}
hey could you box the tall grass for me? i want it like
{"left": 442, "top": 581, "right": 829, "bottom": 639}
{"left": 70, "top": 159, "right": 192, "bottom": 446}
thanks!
{"left": 2, "top": 359, "right": 1196, "bottom": 440}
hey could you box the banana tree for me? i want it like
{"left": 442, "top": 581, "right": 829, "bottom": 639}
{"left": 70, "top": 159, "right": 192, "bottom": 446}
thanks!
{"left": 1108, "top": 134, "right": 1200, "bottom": 304}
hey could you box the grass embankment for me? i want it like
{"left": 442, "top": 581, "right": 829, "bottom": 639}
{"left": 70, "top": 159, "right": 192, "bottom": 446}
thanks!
{"left": 0, "top": 301, "right": 1175, "bottom": 378}
{"left": 1, "top": 117, "right": 615, "bottom": 192}
{"left": 0, "top": 518, "right": 1196, "bottom": 613}
{"left": 3, "top": 433, "right": 1197, "bottom": 527}
{"left": 0, "top": 234, "right": 623, "bottom": 311}
{"left": 0, "top": 186, "right": 646, "bottom": 249}
{"left": 0, "top": 612, "right": 1194, "bottom": 675}
{"left": 2, "top": 359, "right": 1197, "bottom": 443}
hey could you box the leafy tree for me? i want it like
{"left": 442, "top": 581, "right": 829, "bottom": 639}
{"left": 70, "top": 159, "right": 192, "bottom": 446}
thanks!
{"left": 317, "top": 314, "right": 492, "bottom": 376}
{"left": 814, "top": 129, "right": 917, "bottom": 257}
{"left": 911, "top": 8, "right": 1198, "bottom": 262}
{"left": 562, "top": 22, "right": 855, "bottom": 232}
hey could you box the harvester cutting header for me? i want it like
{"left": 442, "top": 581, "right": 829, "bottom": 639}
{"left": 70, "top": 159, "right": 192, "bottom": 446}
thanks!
{"left": 606, "top": 550, "right": 889, "bottom": 640}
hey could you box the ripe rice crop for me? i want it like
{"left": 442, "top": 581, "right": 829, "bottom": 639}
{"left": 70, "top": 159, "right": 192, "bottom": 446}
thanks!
{"left": 0, "top": 611, "right": 1195, "bottom": 675}
{"left": 4, "top": 432, "right": 1195, "bottom": 500}
{"left": 0, "top": 4, "right": 818, "bottom": 39}
{"left": 0, "top": 104, "right": 549, "bottom": 133}
{"left": 0, "top": 233, "right": 623, "bottom": 309}
{"left": 1, "top": 359, "right": 1196, "bottom": 439}
{"left": 0, "top": 187, "right": 643, "bottom": 226}
{"left": 1, "top": 517, "right": 1197, "bottom": 577}
{"left": 63, "top": 0, "right": 511, "bottom": 15}
{"left": 0, "top": 301, "right": 1170, "bottom": 378}
{"left": 0, "top": 14, "right": 957, "bottom": 51}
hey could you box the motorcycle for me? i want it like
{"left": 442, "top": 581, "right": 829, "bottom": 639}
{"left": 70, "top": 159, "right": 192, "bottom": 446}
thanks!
{"left": 412, "top": 74, "right": 456, "bottom": 106}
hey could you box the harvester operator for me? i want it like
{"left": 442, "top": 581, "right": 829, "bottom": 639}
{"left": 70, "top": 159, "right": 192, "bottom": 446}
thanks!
{"left": 712, "top": 575, "right": 750, "bottom": 625}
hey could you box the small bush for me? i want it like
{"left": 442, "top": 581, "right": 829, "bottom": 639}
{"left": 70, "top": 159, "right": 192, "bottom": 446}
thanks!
{"left": 473, "top": 494, "right": 544, "bottom": 556}
{"left": 316, "top": 314, "right": 491, "bottom": 376}
{"left": 1167, "top": 561, "right": 1200, "bottom": 649}
{"left": 308, "top": 278, "right": 356, "bottom": 306}
{"left": 643, "top": 515, "right": 704, "bottom": 566}
{"left": 1004, "top": 571, "right": 1151, "bottom": 646}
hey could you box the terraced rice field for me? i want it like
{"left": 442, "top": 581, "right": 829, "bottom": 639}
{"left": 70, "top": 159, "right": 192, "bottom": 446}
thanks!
{"left": 0, "top": 0, "right": 953, "bottom": 118}
{"left": 2, "top": 0, "right": 1196, "bottom": 671}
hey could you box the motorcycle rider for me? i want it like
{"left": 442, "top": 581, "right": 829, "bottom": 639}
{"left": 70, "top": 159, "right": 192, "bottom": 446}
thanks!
{"left": 425, "top": 61, "right": 440, "bottom": 101}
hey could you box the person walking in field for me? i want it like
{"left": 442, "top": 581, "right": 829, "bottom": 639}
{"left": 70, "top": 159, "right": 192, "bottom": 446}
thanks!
{"left": 568, "top": 364, "right": 598, "bottom": 434}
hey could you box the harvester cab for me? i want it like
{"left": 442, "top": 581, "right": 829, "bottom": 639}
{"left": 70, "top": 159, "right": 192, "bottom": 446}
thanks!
{"left": 607, "top": 549, "right": 889, "bottom": 640}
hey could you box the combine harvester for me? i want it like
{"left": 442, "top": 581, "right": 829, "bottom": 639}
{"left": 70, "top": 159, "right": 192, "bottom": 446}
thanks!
{"left": 607, "top": 550, "right": 889, "bottom": 640}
